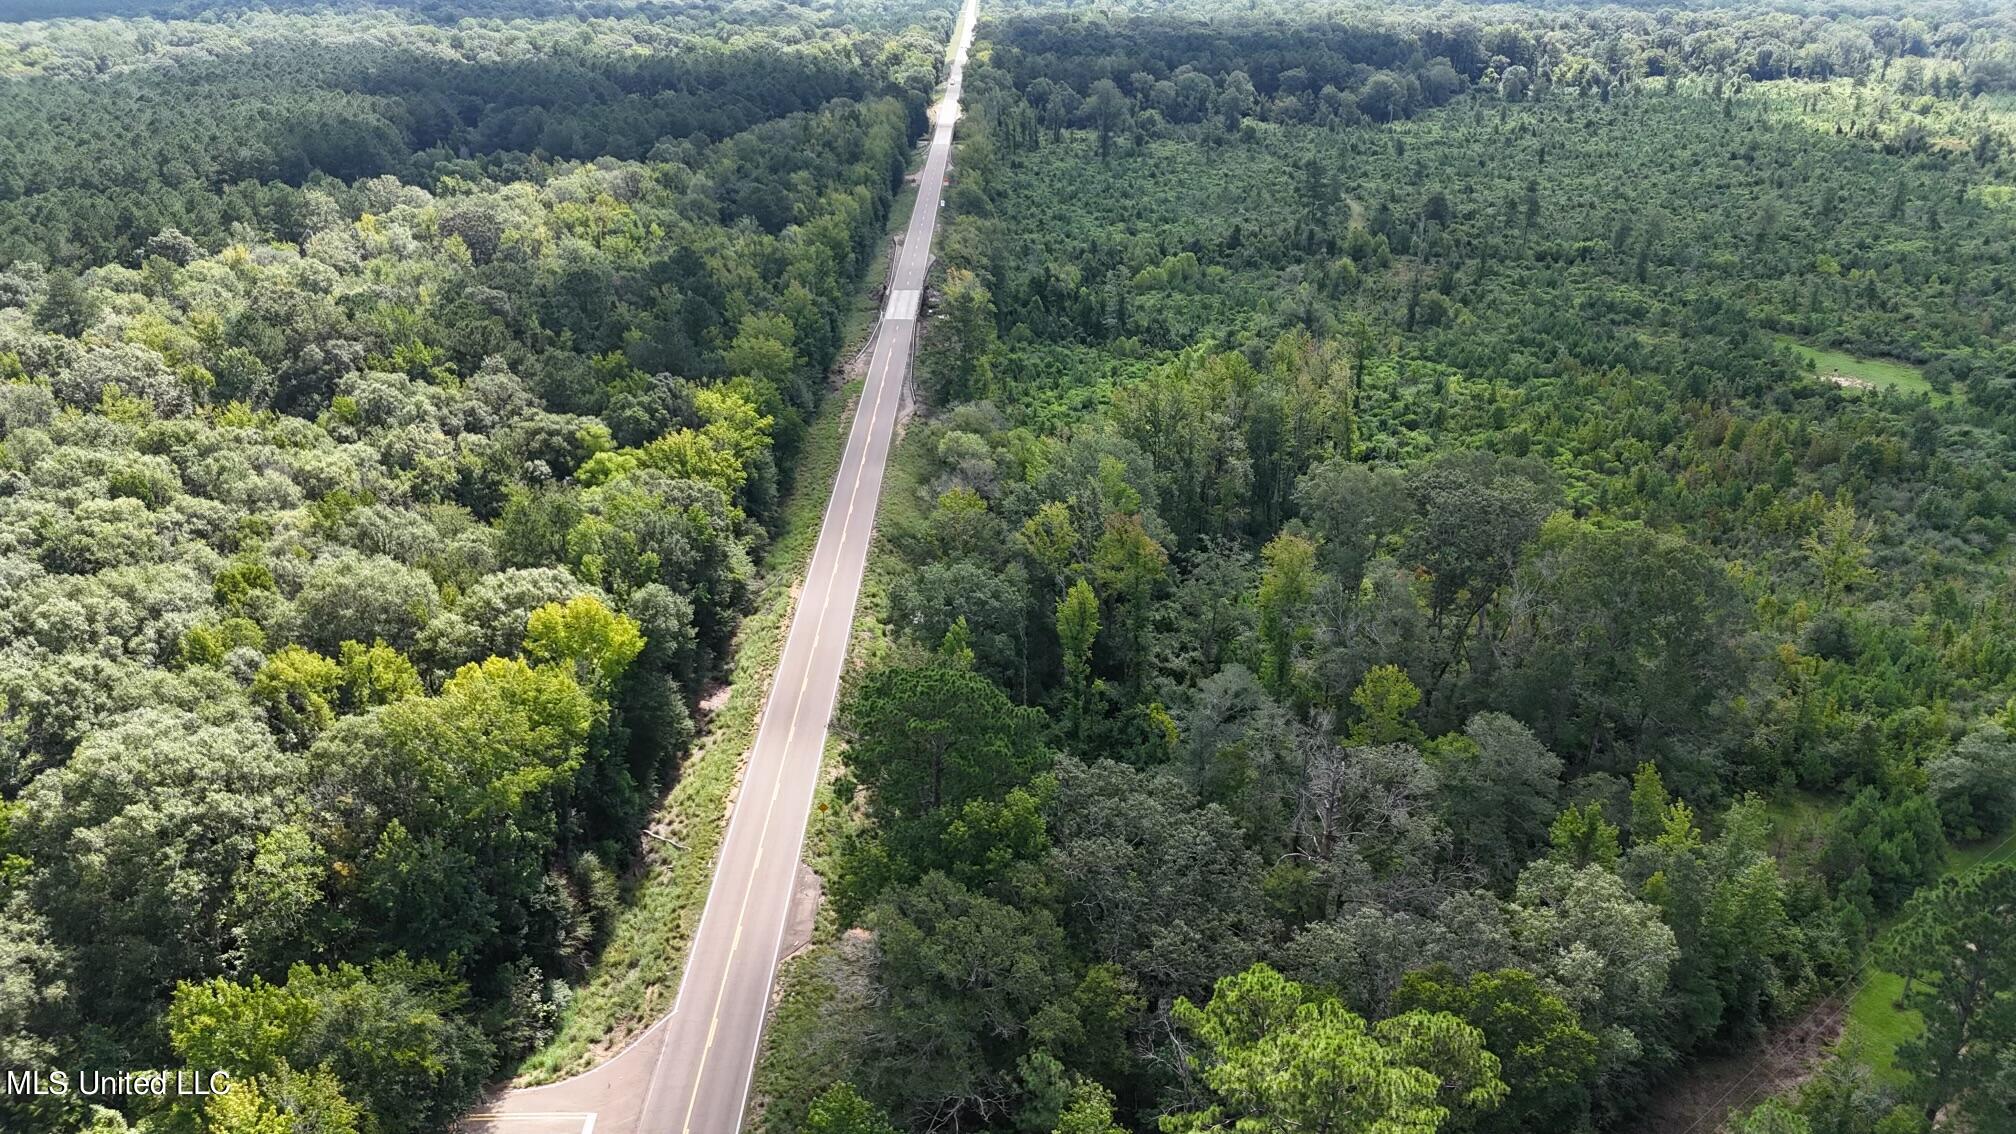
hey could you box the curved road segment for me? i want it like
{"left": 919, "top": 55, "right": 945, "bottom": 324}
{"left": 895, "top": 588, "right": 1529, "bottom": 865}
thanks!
{"left": 466, "top": 3, "right": 979, "bottom": 1133}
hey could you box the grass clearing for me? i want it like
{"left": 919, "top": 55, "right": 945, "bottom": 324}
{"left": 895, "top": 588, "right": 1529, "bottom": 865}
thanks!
{"left": 1765, "top": 797, "right": 2011, "bottom": 1084}
{"left": 1778, "top": 337, "right": 1947, "bottom": 401}
{"left": 1835, "top": 824, "right": 2016, "bottom": 1082}
{"left": 1842, "top": 971, "right": 1916, "bottom": 1083}
{"left": 1763, "top": 789, "right": 1834, "bottom": 860}
{"left": 1949, "top": 829, "right": 2016, "bottom": 874}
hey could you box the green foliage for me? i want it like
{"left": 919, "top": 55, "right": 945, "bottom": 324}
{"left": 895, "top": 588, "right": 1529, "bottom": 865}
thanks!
{"left": 1044, "top": 1074, "right": 1127, "bottom": 1134}
{"left": 1055, "top": 578, "right": 1102, "bottom": 745}
{"left": 1822, "top": 789, "right": 1949, "bottom": 912}
{"left": 838, "top": 664, "right": 1051, "bottom": 824}
{"left": 815, "top": 0, "right": 2016, "bottom": 1122}
{"left": 1924, "top": 724, "right": 2016, "bottom": 842}
{"left": 169, "top": 957, "right": 493, "bottom": 1134}
{"left": 1726, "top": 1099, "right": 1813, "bottom": 1134}
{"left": 1057, "top": 578, "right": 1101, "bottom": 680}
{"left": 805, "top": 1083, "right": 900, "bottom": 1134}
{"left": 335, "top": 641, "right": 424, "bottom": 712}
{"left": 0, "top": 1, "right": 948, "bottom": 266}
{"left": 1254, "top": 533, "right": 1319, "bottom": 697}
{"left": 16, "top": 711, "right": 302, "bottom": 1033}
{"left": 1803, "top": 500, "right": 1875, "bottom": 606}
{"left": 892, "top": 560, "right": 1029, "bottom": 692}
{"left": 1430, "top": 714, "right": 1563, "bottom": 886}
{"left": 1164, "top": 963, "right": 1506, "bottom": 1134}
{"left": 1509, "top": 520, "right": 1742, "bottom": 773}
{"left": 10, "top": 0, "right": 2002, "bottom": 1125}
{"left": 524, "top": 595, "right": 645, "bottom": 693}
{"left": 203, "top": 1066, "right": 361, "bottom": 1134}
{"left": 1549, "top": 803, "right": 1622, "bottom": 870}
{"left": 926, "top": 269, "right": 999, "bottom": 404}
{"left": 1348, "top": 664, "right": 1422, "bottom": 745}
{"left": 1048, "top": 757, "right": 1267, "bottom": 1002}
{"left": 0, "top": 0, "right": 952, "bottom": 1103}
{"left": 252, "top": 645, "right": 345, "bottom": 749}
{"left": 859, "top": 873, "right": 1075, "bottom": 1129}
{"left": 1879, "top": 863, "right": 2016, "bottom": 1124}
{"left": 31, "top": 272, "right": 95, "bottom": 338}
{"left": 1393, "top": 967, "right": 1598, "bottom": 1134}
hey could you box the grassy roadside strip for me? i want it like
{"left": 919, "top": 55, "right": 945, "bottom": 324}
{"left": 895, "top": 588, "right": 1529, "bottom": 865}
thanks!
{"left": 750, "top": 18, "right": 970, "bottom": 1121}
{"left": 514, "top": 169, "right": 923, "bottom": 1085}
{"left": 746, "top": 408, "right": 935, "bottom": 1133}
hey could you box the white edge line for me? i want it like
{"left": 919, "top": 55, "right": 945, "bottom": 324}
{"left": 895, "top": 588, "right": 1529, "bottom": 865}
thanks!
{"left": 464, "top": 1113, "right": 596, "bottom": 1134}
{"left": 523, "top": 121, "right": 905, "bottom": 1111}
{"left": 721, "top": 0, "right": 976, "bottom": 1127}
{"left": 516, "top": 0, "right": 978, "bottom": 1127}
{"left": 724, "top": 272, "right": 907, "bottom": 1134}
{"left": 637, "top": 172, "right": 907, "bottom": 1121}
{"left": 509, "top": 1010, "right": 672, "bottom": 1095}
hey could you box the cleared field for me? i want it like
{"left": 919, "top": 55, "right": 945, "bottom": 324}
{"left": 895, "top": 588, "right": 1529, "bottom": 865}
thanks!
{"left": 1780, "top": 338, "right": 1948, "bottom": 401}
{"left": 1838, "top": 829, "right": 2016, "bottom": 1080}
{"left": 1841, "top": 971, "right": 1916, "bottom": 1083}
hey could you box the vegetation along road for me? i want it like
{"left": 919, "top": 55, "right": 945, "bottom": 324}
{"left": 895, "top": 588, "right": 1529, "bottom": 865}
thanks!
{"left": 470, "top": 2, "right": 976, "bottom": 1132}
{"left": 8, "top": 1, "right": 2016, "bottom": 1134}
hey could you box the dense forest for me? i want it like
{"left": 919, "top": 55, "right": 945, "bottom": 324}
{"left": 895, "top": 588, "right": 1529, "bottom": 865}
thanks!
{"left": 0, "top": 0, "right": 951, "bottom": 266}
{"left": 8, "top": 0, "right": 2016, "bottom": 1132}
{"left": 758, "top": 2, "right": 2016, "bottom": 1134}
{"left": 0, "top": 1, "right": 955, "bottom": 1131}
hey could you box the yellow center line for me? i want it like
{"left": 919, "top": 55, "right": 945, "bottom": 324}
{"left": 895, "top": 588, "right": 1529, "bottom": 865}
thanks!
{"left": 677, "top": 334, "right": 897, "bottom": 1134}
{"left": 667, "top": 2, "right": 970, "bottom": 1119}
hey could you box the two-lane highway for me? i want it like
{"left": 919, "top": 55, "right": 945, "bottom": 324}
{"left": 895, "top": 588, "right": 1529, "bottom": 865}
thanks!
{"left": 469, "top": 3, "right": 979, "bottom": 1132}
{"left": 635, "top": 0, "right": 979, "bottom": 1124}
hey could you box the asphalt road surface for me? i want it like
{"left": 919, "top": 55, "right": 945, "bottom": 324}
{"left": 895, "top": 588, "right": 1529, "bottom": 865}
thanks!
{"left": 468, "top": 3, "right": 978, "bottom": 1132}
